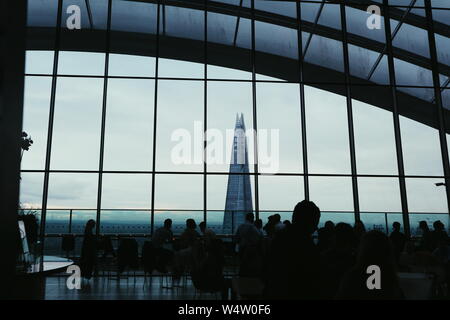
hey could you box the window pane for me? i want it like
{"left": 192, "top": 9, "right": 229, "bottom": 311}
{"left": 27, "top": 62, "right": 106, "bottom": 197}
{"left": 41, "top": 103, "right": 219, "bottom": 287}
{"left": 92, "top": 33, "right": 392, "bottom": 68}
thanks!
{"left": 22, "top": 76, "right": 52, "bottom": 170}
{"left": 353, "top": 97, "right": 398, "bottom": 175}
{"left": 207, "top": 81, "right": 254, "bottom": 173}
{"left": 108, "top": 54, "right": 156, "bottom": 77}
{"left": 104, "top": 79, "right": 154, "bottom": 171}
{"left": 47, "top": 173, "right": 99, "bottom": 209}
{"left": 406, "top": 178, "right": 448, "bottom": 213}
{"left": 305, "top": 86, "right": 351, "bottom": 174}
{"left": 257, "top": 83, "right": 303, "bottom": 174}
{"left": 154, "top": 174, "right": 203, "bottom": 210}
{"left": 309, "top": 177, "right": 354, "bottom": 212}
{"left": 51, "top": 78, "right": 103, "bottom": 170}
{"left": 156, "top": 80, "right": 203, "bottom": 172}
{"left": 258, "top": 176, "right": 303, "bottom": 211}
{"left": 19, "top": 173, "right": 44, "bottom": 209}
{"left": 400, "top": 115, "right": 444, "bottom": 176}
{"left": 101, "top": 174, "right": 152, "bottom": 209}
{"left": 45, "top": 210, "right": 70, "bottom": 234}
{"left": 25, "top": 51, "right": 54, "bottom": 74}
{"left": 100, "top": 210, "right": 151, "bottom": 234}
{"left": 358, "top": 178, "right": 402, "bottom": 213}
{"left": 58, "top": 51, "right": 105, "bottom": 76}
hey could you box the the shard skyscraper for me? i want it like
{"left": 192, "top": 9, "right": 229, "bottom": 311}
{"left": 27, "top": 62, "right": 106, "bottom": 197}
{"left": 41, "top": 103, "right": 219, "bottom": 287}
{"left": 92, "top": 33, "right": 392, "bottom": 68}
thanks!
{"left": 222, "top": 113, "right": 253, "bottom": 234}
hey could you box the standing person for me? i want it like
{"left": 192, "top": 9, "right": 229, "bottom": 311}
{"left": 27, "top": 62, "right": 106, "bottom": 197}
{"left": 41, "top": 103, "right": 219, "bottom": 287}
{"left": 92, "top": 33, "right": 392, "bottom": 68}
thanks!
{"left": 80, "top": 219, "right": 97, "bottom": 282}
{"left": 264, "top": 200, "right": 321, "bottom": 299}
{"left": 418, "top": 221, "right": 432, "bottom": 252}
{"left": 317, "top": 220, "right": 335, "bottom": 252}
{"left": 389, "top": 222, "right": 406, "bottom": 263}
{"left": 235, "top": 212, "right": 263, "bottom": 277}
{"left": 254, "top": 219, "right": 264, "bottom": 236}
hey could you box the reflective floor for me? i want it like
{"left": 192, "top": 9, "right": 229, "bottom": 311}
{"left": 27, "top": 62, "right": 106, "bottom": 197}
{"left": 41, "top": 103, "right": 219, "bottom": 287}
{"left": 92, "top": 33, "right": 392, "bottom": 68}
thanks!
{"left": 44, "top": 275, "right": 224, "bottom": 300}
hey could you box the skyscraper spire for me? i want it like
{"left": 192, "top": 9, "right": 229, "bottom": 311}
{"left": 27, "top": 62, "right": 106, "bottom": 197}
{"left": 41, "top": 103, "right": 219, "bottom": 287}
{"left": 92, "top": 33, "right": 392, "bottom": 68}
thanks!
{"left": 222, "top": 114, "right": 253, "bottom": 233}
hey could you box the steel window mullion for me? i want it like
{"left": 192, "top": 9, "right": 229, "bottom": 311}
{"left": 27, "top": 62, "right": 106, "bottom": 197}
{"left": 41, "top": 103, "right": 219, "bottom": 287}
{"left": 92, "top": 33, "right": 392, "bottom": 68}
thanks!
{"left": 150, "top": 0, "right": 162, "bottom": 235}
{"left": 95, "top": 0, "right": 113, "bottom": 238}
{"left": 424, "top": 0, "right": 450, "bottom": 216}
{"left": 204, "top": 0, "right": 208, "bottom": 226}
{"left": 297, "top": 1, "right": 309, "bottom": 201}
{"left": 251, "top": 0, "right": 259, "bottom": 221}
{"left": 40, "top": 0, "right": 63, "bottom": 264}
{"left": 340, "top": 3, "right": 360, "bottom": 222}
{"left": 383, "top": 0, "right": 411, "bottom": 238}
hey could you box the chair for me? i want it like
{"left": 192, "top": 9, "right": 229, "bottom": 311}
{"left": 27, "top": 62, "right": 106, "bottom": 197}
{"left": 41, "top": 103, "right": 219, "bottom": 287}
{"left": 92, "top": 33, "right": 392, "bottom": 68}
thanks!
{"left": 61, "top": 234, "right": 75, "bottom": 258}
{"left": 117, "top": 238, "right": 139, "bottom": 282}
{"left": 142, "top": 241, "right": 156, "bottom": 287}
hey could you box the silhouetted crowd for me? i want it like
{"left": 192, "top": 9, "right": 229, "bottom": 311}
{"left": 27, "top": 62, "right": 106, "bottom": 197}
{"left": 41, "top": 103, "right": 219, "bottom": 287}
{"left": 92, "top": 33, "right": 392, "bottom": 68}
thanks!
{"left": 80, "top": 200, "right": 450, "bottom": 299}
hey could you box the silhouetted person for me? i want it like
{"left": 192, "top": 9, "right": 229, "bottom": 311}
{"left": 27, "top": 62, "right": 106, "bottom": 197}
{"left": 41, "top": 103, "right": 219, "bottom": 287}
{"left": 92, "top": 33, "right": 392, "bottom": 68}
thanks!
{"left": 264, "top": 200, "right": 321, "bottom": 299}
{"left": 354, "top": 220, "right": 366, "bottom": 246}
{"left": 430, "top": 220, "right": 448, "bottom": 252}
{"left": 180, "top": 219, "right": 200, "bottom": 250}
{"left": 272, "top": 214, "right": 284, "bottom": 233}
{"left": 283, "top": 220, "right": 291, "bottom": 227}
{"left": 320, "top": 223, "right": 356, "bottom": 299}
{"left": 389, "top": 222, "right": 406, "bottom": 264}
{"left": 153, "top": 219, "right": 173, "bottom": 248}
{"left": 336, "top": 230, "right": 403, "bottom": 300}
{"left": 254, "top": 219, "right": 264, "bottom": 236}
{"left": 152, "top": 219, "right": 174, "bottom": 272}
{"left": 235, "top": 212, "right": 263, "bottom": 277}
{"left": 80, "top": 219, "right": 97, "bottom": 281}
{"left": 173, "top": 219, "right": 201, "bottom": 279}
{"left": 317, "top": 220, "right": 335, "bottom": 252}
{"left": 418, "top": 221, "right": 432, "bottom": 252}
{"left": 199, "top": 221, "right": 216, "bottom": 246}
{"left": 263, "top": 215, "right": 276, "bottom": 238}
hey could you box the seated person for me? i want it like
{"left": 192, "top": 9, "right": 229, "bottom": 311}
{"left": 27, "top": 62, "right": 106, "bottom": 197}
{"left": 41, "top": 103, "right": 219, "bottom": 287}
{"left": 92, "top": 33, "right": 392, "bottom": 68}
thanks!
{"left": 173, "top": 219, "right": 201, "bottom": 279}
{"left": 152, "top": 219, "right": 174, "bottom": 272}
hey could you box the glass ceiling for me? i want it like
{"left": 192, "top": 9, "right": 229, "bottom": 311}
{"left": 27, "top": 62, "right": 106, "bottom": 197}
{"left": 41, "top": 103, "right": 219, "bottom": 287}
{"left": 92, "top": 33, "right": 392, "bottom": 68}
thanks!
{"left": 27, "top": 0, "right": 450, "bottom": 105}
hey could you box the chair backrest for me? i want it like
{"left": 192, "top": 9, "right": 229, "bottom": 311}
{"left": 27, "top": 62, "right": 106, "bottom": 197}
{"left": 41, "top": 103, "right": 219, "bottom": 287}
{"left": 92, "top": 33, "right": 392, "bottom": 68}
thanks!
{"left": 118, "top": 238, "right": 140, "bottom": 271}
{"left": 398, "top": 272, "right": 434, "bottom": 300}
{"left": 141, "top": 241, "right": 156, "bottom": 273}
{"left": 61, "top": 234, "right": 75, "bottom": 252}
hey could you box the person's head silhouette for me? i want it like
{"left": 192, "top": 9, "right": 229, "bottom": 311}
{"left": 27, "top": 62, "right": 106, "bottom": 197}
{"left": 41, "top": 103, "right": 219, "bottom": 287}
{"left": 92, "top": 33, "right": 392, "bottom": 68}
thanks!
{"left": 84, "top": 219, "right": 96, "bottom": 235}
{"left": 292, "top": 200, "right": 321, "bottom": 234}
{"left": 164, "top": 218, "right": 172, "bottom": 229}
{"left": 199, "top": 221, "right": 206, "bottom": 233}
{"left": 334, "top": 222, "right": 355, "bottom": 249}
{"left": 392, "top": 221, "right": 401, "bottom": 232}
{"left": 186, "top": 219, "right": 197, "bottom": 230}
{"left": 245, "top": 212, "right": 254, "bottom": 223}
{"left": 419, "top": 220, "right": 429, "bottom": 232}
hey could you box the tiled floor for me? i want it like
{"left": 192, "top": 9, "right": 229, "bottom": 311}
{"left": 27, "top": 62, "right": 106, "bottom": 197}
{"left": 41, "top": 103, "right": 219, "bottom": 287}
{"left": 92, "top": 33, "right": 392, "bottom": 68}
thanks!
{"left": 44, "top": 275, "right": 224, "bottom": 300}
